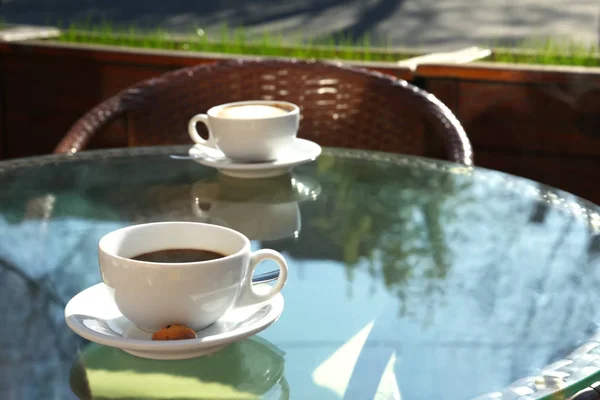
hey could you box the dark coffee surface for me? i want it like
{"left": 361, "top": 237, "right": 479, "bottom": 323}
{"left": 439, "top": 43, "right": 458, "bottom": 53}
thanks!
{"left": 131, "top": 248, "right": 225, "bottom": 263}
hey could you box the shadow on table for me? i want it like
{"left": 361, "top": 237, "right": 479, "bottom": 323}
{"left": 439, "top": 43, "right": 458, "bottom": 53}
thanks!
{"left": 70, "top": 337, "right": 289, "bottom": 400}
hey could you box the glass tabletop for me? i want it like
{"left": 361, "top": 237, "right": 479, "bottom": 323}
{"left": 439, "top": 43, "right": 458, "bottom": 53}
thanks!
{"left": 0, "top": 146, "right": 599, "bottom": 400}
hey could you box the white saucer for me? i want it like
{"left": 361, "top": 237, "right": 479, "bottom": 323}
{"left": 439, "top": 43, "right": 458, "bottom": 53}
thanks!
{"left": 65, "top": 283, "right": 284, "bottom": 360}
{"left": 188, "top": 138, "right": 322, "bottom": 179}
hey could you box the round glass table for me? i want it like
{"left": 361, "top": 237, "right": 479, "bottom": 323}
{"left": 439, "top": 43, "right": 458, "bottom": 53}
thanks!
{"left": 0, "top": 146, "right": 599, "bottom": 400}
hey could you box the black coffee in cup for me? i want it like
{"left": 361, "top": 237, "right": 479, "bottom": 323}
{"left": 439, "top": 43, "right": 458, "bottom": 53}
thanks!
{"left": 132, "top": 249, "right": 225, "bottom": 263}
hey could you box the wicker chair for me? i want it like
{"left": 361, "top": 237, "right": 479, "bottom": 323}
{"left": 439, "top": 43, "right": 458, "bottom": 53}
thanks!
{"left": 54, "top": 59, "right": 473, "bottom": 165}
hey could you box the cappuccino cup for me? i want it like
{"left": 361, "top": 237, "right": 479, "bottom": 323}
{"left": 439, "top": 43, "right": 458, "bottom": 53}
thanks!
{"left": 98, "top": 222, "right": 288, "bottom": 332}
{"left": 188, "top": 100, "right": 299, "bottom": 162}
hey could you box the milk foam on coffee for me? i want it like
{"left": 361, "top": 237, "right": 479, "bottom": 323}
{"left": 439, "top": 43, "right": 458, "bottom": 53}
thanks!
{"left": 217, "top": 104, "right": 290, "bottom": 119}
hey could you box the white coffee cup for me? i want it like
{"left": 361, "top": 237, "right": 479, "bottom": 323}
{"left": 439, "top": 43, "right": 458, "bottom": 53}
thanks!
{"left": 188, "top": 100, "right": 300, "bottom": 162}
{"left": 98, "top": 222, "right": 288, "bottom": 332}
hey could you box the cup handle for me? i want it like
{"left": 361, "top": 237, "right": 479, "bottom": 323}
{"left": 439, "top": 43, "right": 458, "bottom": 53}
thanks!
{"left": 235, "top": 249, "right": 288, "bottom": 308}
{"left": 188, "top": 114, "right": 214, "bottom": 147}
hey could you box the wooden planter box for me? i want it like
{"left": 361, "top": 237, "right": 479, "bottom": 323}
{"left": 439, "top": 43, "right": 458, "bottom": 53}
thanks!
{"left": 1, "top": 33, "right": 598, "bottom": 204}
{"left": 0, "top": 40, "right": 414, "bottom": 159}
{"left": 418, "top": 61, "right": 600, "bottom": 204}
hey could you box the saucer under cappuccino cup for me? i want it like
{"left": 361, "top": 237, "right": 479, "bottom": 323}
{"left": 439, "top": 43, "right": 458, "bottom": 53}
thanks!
{"left": 98, "top": 222, "right": 288, "bottom": 332}
{"left": 188, "top": 100, "right": 299, "bottom": 162}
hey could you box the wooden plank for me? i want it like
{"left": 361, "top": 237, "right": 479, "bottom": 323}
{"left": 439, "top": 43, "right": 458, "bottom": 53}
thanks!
{"left": 453, "top": 80, "right": 600, "bottom": 156}
{"left": 1, "top": 52, "right": 174, "bottom": 157}
{"left": 6, "top": 41, "right": 413, "bottom": 79}
{"left": 3, "top": 110, "right": 84, "bottom": 158}
{"left": 99, "top": 63, "right": 173, "bottom": 99}
{"left": 3, "top": 53, "right": 103, "bottom": 112}
{"left": 476, "top": 149, "right": 600, "bottom": 204}
{"left": 417, "top": 62, "right": 600, "bottom": 84}
{"left": 425, "top": 79, "right": 459, "bottom": 112}
{"left": 3, "top": 41, "right": 219, "bottom": 69}
{"left": 1, "top": 51, "right": 104, "bottom": 157}
{"left": 5, "top": 108, "right": 128, "bottom": 156}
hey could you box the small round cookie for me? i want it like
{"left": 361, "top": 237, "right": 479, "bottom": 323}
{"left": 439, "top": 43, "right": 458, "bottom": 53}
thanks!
{"left": 151, "top": 324, "right": 197, "bottom": 340}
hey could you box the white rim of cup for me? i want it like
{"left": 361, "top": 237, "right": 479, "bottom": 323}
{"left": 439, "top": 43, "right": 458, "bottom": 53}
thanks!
{"left": 98, "top": 221, "right": 251, "bottom": 268}
{"left": 206, "top": 100, "right": 299, "bottom": 120}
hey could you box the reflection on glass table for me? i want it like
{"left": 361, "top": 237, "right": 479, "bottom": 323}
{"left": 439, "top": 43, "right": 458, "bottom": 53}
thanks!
{"left": 70, "top": 337, "right": 288, "bottom": 400}
{"left": 0, "top": 146, "right": 599, "bottom": 400}
{"left": 191, "top": 172, "right": 321, "bottom": 241}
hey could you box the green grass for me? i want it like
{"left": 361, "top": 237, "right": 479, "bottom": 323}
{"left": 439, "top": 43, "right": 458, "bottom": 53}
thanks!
{"left": 488, "top": 37, "right": 600, "bottom": 67}
{"left": 53, "top": 22, "right": 413, "bottom": 62}
{"left": 50, "top": 22, "right": 600, "bottom": 66}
